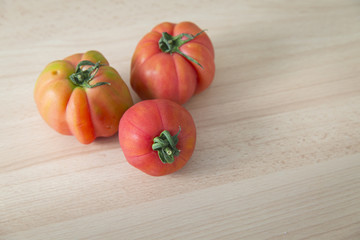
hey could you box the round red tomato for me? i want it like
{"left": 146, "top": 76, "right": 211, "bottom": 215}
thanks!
{"left": 118, "top": 99, "right": 196, "bottom": 176}
{"left": 130, "top": 21, "right": 215, "bottom": 105}
{"left": 34, "top": 50, "right": 133, "bottom": 144}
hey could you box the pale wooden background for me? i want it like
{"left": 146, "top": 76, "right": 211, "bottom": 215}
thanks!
{"left": 1, "top": 0, "right": 360, "bottom": 239}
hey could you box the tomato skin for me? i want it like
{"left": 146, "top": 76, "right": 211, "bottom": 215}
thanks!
{"left": 34, "top": 50, "right": 133, "bottom": 144}
{"left": 130, "top": 21, "right": 215, "bottom": 105}
{"left": 118, "top": 99, "right": 196, "bottom": 176}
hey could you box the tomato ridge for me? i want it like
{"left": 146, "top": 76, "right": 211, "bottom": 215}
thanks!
{"left": 123, "top": 117, "right": 153, "bottom": 140}
{"left": 171, "top": 54, "right": 180, "bottom": 103}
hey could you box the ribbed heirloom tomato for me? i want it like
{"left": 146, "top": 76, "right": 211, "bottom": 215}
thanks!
{"left": 34, "top": 50, "right": 133, "bottom": 144}
{"left": 118, "top": 99, "right": 196, "bottom": 176}
{"left": 131, "top": 21, "right": 215, "bottom": 105}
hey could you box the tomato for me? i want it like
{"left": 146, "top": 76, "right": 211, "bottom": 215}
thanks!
{"left": 118, "top": 99, "right": 196, "bottom": 176}
{"left": 34, "top": 50, "right": 133, "bottom": 144}
{"left": 130, "top": 21, "right": 215, "bottom": 105}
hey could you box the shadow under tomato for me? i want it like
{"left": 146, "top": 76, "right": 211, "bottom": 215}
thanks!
{"left": 93, "top": 133, "right": 119, "bottom": 146}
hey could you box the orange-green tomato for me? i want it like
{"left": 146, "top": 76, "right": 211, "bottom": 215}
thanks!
{"left": 34, "top": 50, "right": 133, "bottom": 144}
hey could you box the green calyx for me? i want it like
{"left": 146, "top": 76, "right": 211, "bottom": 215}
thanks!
{"left": 152, "top": 127, "right": 181, "bottom": 164}
{"left": 158, "top": 30, "right": 206, "bottom": 68}
{"left": 69, "top": 60, "right": 110, "bottom": 88}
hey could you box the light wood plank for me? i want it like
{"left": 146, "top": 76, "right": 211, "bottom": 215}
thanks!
{"left": 1, "top": 0, "right": 360, "bottom": 239}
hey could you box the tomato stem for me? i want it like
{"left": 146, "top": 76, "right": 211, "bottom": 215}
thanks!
{"left": 158, "top": 30, "right": 206, "bottom": 68}
{"left": 69, "top": 60, "right": 110, "bottom": 88}
{"left": 152, "top": 127, "right": 181, "bottom": 164}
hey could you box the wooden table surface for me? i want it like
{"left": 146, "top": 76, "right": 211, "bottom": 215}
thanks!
{"left": 1, "top": 0, "right": 360, "bottom": 239}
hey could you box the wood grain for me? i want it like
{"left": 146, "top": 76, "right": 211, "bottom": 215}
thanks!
{"left": 1, "top": 0, "right": 360, "bottom": 239}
